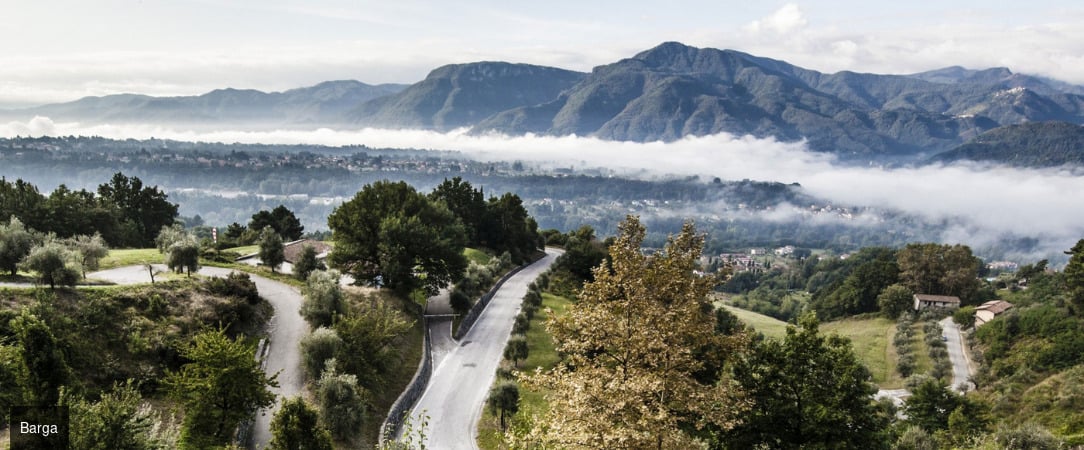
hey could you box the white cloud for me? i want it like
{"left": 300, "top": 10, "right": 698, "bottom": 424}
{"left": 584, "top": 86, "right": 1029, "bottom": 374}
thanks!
{"left": 5, "top": 119, "right": 1081, "bottom": 259}
{"left": 744, "top": 4, "right": 808, "bottom": 35}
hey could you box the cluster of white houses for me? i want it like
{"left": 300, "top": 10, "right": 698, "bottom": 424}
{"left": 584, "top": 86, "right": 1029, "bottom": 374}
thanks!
{"left": 912, "top": 294, "right": 1013, "bottom": 328}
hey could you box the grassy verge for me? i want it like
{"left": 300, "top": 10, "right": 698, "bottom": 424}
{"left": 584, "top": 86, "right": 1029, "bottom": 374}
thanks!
{"left": 225, "top": 245, "right": 259, "bottom": 256}
{"left": 98, "top": 248, "right": 163, "bottom": 270}
{"left": 477, "top": 293, "right": 572, "bottom": 449}
{"left": 822, "top": 316, "right": 902, "bottom": 389}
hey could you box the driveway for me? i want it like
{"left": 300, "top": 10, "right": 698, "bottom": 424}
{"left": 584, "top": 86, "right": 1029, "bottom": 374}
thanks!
{"left": 939, "top": 317, "right": 974, "bottom": 392}
{"left": 404, "top": 249, "right": 560, "bottom": 449}
{"left": 89, "top": 264, "right": 307, "bottom": 449}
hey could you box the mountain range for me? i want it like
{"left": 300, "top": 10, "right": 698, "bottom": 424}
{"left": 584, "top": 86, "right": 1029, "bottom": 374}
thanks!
{"left": 5, "top": 42, "right": 1084, "bottom": 164}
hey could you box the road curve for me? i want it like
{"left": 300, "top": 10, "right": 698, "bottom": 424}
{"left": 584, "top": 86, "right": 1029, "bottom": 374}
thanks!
{"left": 88, "top": 264, "right": 307, "bottom": 449}
{"left": 405, "top": 249, "right": 560, "bottom": 449}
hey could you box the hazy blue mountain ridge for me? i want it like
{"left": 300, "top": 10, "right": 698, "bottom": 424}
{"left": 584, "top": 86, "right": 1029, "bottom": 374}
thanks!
{"left": 930, "top": 121, "right": 1084, "bottom": 167}
{"left": 7, "top": 41, "right": 1084, "bottom": 163}
{"left": 347, "top": 61, "right": 586, "bottom": 130}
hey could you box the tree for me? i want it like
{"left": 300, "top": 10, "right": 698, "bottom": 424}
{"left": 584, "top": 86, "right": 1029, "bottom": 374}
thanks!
{"left": 726, "top": 313, "right": 890, "bottom": 448}
{"left": 1065, "top": 239, "right": 1084, "bottom": 314}
{"left": 11, "top": 310, "right": 71, "bottom": 406}
{"left": 268, "top": 397, "right": 333, "bottom": 450}
{"left": 66, "top": 233, "right": 109, "bottom": 278}
{"left": 953, "top": 306, "right": 977, "bottom": 329}
{"left": 68, "top": 381, "right": 167, "bottom": 450}
{"left": 315, "top": 361, "right": 366, "bottom": 443}
{"left": 0, "top": 216, "right": 37, "bottom": 277}
{"left": 301, "top": 270, "right": 344, "bottom": 329}
{"left": 503, "top": 334, "right": 528, "bottom": 368}
{"left": 293, "top": 244, "right": 320, "bottom": 281}
{"left": 165, "top": 328, "right": 278, "bottom": 448}
{"left": 878, "top": 283, "right": 915, "bottom": 319}
{"left": 328, "top": 180, "right": 467, "bottom": 296}
{"left": 97, "top": 172, "right": 178, "bottom": 247}
{"left": 519, "top": 216, "right": 746, "bottom": 448}
{"left": 156, "top": 225, "right": 199, "bottom": 277}
{"left": 897, "top": 243, "right": 982, "bottom": 304}
{"left": 487, "top": 381, "right": 519, "bottom": 430}
{"left": 332, "top": 301, "right": 411, "bottom": 388}
{"left": 903, "top": 377, "right": 960, "bottom": 432}
{"left": 429, "top": 176, "right": 486, "bottom": 244}
{"left": 249, "top": 205, "right": 304, "bottom": 241}
{"left": 258, "top": 226, "right": 285, "bottom": 273}
{"left": 21, "top": 239, "right": 81, "bottom": 289}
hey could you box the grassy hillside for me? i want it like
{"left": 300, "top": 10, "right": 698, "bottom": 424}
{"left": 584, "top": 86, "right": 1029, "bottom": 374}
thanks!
{"left": 822, "top": 316, "right": 902, "bottom": 389}
{"left": 720, "top": 304, "right": 788, "bottom": 339}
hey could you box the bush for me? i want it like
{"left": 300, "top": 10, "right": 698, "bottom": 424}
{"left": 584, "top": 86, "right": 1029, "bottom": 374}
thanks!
{"left": 316, "top": 361, "right": 366, "bottom": 443}
{"left": 300, "top": 327, "right": 342, "bottom": 380}
{"left": 205, "top": 271, "right": 261, "bottom": 305}
{"left": 450, "top": 289, "right": 471, "bottom": 315}
{"left": 300, "top": 270, "right": 344, "bottom": 328}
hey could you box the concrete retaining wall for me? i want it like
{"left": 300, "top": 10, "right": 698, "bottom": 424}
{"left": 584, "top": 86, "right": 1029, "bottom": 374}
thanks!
{"left": 379, "top": 316, "right": 433, "bottom": 444}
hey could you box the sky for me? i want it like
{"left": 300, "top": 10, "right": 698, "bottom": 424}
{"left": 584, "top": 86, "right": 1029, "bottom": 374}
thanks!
{"left": 3, "top": 0, "right": 1084, "bottom": 259}
{"left": 3, "top": 0, "right": 1084, "bottom": 108}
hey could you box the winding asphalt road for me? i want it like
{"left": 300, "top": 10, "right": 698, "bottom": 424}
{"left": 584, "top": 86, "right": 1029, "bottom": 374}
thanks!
{"left": 88, "top": 264, "right": 306, "bottom": 449}
{"left": 405, "top": 249, "right": 560, "bottom": 449}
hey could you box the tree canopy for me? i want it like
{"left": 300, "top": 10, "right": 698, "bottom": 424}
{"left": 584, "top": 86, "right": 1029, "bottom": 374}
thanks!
{"left": 328, "top": 180, "right": 467, "bottom": 296}
{"left": 726, "top": 312, "right": 890, "bottom": 448}
{"left": 519, "top": 216, "right": 746, "bottom": 448}
{"left": 250, "top": 205, "right": 304, "bottom": 241}
{"left": 165, "top": 328, "right": 278, "bottom": 448}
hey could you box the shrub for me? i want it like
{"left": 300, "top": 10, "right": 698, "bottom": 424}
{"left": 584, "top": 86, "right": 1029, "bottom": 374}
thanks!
{"left": 300, "top": 270, "right": 344, "bottom": 328}
{"left": 205, "top": 271, "right": 261, "bottom": 305}
{"left": 300, "top": 328, "right": 343, "bottom": 380}
{"left": 512, "top": 312, "right": 530, "bottom": 334}
{"left": 316, "top": 361, "right": 366, "bottom": 443}
{"left": 450, "top": 289, "right": 471, "bottom": 315}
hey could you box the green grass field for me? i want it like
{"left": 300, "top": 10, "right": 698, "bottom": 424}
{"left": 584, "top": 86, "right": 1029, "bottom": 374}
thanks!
{"left": 721, "top": 304, "right": 789, "bottom": 339}
{"left": 822, "top": 316, "right": 902, "bottom": 389}
{"left": 98, "top": 248, "right": 163, "bottom": 270}
{"left": 478, "top": 292, "right": 572, "bottom": 449}
{"left": 721, "top": 305, "right": 904, "bottom": 389}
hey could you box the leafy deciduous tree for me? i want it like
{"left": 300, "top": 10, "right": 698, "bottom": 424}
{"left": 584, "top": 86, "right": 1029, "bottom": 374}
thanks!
{"left": 519, "top": 216, "right": 746, "bottom": 448}
{"left": 165, "top": 329, "right": 278, "bottom": 448}
{"left": 0, "top": 216, "right": 37, "bottom": 277}
{"left": 249, "top": 205, "right": 304, "bottom": 241}
{"left": 879, "top": 283, "right": 915, "bottom": 319}
{"left": 487, "top": 381, "right": 519, "bottom": 430}
{"left": 66, "top": 232, "right": 109, "bottom": 278}
{"left": 503, "top": 334, "right": 528, "bottom": 368}
{"left": 268, "top": 397, "right": 333, "bottom": 450}
{"left": 21, "top": 239, "right": 81, "bottom": 289}
{"left": 328, "top": 181, "right": 467, "bottom": 296}
{"left": 727, "top": 313, "right": 890, "bottom": 448}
